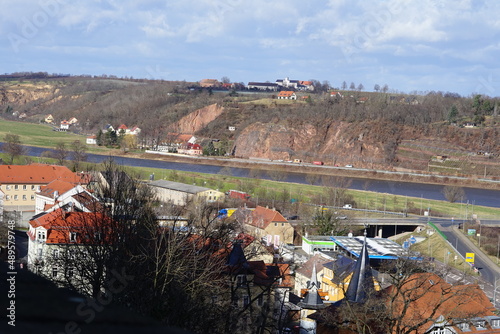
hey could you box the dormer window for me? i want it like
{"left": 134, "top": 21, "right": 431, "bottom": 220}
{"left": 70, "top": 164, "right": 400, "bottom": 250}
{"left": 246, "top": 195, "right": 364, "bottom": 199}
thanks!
{"left": 37, "top": 231, "right": 46, "bottom": 240}
{"left": 69, "top": 232, "right": 77, "bottom": 242}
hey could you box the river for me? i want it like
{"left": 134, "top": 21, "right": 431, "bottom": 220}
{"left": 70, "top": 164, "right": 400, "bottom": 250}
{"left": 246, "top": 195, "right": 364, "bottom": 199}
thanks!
{"left": 13, "top": 145, "right": 499, "bottom": 208}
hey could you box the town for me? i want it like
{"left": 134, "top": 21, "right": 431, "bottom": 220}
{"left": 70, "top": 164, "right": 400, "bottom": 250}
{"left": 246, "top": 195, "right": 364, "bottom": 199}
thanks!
{"left": 1, "top": 157, "right": 500, "bottom": 334}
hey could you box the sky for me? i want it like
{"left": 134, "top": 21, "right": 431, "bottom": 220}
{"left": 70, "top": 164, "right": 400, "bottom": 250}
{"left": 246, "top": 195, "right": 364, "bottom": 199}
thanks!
{"left": 1, "top": 0, "right": 500, "bottom": 97}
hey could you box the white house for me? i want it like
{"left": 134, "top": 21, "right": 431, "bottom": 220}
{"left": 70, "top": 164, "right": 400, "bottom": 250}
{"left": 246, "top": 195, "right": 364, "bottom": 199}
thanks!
{"left": 60, "top": 120, "right": 69, "bottom": 130}
{"left": 86, "top": 135, "right": 97, "bottom": 145}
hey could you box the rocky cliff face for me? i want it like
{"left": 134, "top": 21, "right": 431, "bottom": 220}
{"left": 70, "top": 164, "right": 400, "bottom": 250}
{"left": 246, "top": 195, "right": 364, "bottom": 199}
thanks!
{"left": 0, "top": 84, "right": 56, "bottom": 106}
{"left": 174, "top": 103, "right": 225, "bottom": 134}
{"left": 232, "top": 121, "right": 386, "bottom": 167}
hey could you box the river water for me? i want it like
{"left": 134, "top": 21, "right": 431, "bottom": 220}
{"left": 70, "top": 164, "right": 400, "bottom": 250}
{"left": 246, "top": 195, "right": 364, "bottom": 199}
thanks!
{"left": 17, "top": 145, "right": 500, "bottom": 208}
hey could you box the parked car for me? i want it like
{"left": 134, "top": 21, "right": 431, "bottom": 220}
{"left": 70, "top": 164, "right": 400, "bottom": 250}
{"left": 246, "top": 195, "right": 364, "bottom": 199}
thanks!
{"left": 345, "top": 164, "right": 353, "bottom": 168}
{"left": 343, "top": 204, "right": 352, "bottom": 209}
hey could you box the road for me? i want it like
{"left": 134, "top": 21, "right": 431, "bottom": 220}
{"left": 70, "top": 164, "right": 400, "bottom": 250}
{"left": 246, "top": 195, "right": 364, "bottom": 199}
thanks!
{"left": 431, "top": 218, "right": 500, "bottom": 285}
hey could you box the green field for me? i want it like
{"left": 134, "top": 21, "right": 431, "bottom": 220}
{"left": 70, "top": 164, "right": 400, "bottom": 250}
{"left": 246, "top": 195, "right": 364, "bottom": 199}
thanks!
{"left": 0, "top": 118, "right": 111, "bottom": 154}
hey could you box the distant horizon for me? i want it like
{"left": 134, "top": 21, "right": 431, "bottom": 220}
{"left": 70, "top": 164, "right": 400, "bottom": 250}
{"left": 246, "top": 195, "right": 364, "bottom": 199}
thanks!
{"left": 2, "top": 1, "right": 499, "bottom": 98}
{"left": 0, "top": 71, "right": 487, "bottom": 98}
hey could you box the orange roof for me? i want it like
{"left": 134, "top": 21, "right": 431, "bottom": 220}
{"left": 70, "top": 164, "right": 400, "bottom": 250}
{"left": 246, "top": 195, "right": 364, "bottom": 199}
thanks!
{"left": 247, "top": 206, "right": 288, "bottom": 229}
{"left": 38, "top": 180, "right": 76, "bottom": 199}
{"left": 388, "top": 273, "right": 496, "bottom": 333}
{"left": 0, "top": 164, "right": 86, "bottom": 185}
{"left": 117, "top": 124, "right": 128, "bottom": 130}
{"left": 278, "top": 91, "right": 295, "bottom": 97}
{"left": 300, "top": 81, "right": 312, "bottom": 85}
{"left": 30, "top": 208, "right": 112, "bottom": 244}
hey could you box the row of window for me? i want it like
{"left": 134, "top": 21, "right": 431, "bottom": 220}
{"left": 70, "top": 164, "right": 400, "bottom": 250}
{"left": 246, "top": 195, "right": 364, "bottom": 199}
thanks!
{"left": 2, "top": 185, "right": 40, "bottom": 191}
{"left": 5, "top": 194, "right": 35, "bottom": 201}
{"left": 52, "top": 266, "right": 75, "bottom": 278}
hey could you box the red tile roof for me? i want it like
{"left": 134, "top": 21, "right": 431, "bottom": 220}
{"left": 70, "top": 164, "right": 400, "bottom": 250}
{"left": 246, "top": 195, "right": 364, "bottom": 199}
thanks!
{"left": 278, "top": 91, "right": 295, "bottom": 97}
{"left": 38, "top": 180, "right": 76, "bottom": 199}
{"left": 247, "top": 206, "right": 288, "bottom": 229}
{"left": 30, "top": 208, "right": 112, "bottom": 244}
{"left": 387, "top": 273, "right": 496, "bottom": 333}
{"left": 0, "top": 164, "right": 86, "bottom": 185}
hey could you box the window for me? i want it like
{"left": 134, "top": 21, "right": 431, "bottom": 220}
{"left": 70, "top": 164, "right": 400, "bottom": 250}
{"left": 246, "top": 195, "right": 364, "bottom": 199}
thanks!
{"left": 14, "top": 185, "right": 18, "bottom": 190}
{"left": 457, "top": 322, "right": 470, "bottom": 331}
{"left": 69, "top": 232, "right": 77, "bottom": 242}
{"left": 474, "top": 320, "right": 487, "bottom": 329}
{"left": 282, "top": 222, "right": 285, "bottom": 226}
{"left": 14, "top": 195, "right": 18, "bottom": 200}
{"left": 23, "top": 185, "right": 27, "bottom": 190}
{"left": 6, "top": 185, "right": 11, "bottom": 190}
{"left": 38, "top": 248, "right": 43, "bottom": 257}
{"left": 258, "top": 295, "right": 264, "bottom": 306}
{"left": 52, "top": 249, "right": 59, "bottom": 259}
{"left": 22, "top": 195, "right": 27, "bottom": 201}
{"left": 5, "top": 195, "right": 10, "bottom": 200}
{"left": 52, "top": 267, "right": 58, "bottom": 278}
{"left": 31, "top": 195, "right": 35, "bottom": 200}
{"left": 237, "top": 275, "right": 246, "bottom": 286}
{"left": 37, "top": 231, "right": 46, "bottom": 240}
{"left": 31, "top": 185, "right": 36, "bottom": 190}
{"left": 491, "top": 319, "right": 500, "bottom": 328}
{"left": 243, "top": 295, "right": 250, "bottom": 307}
{"left": 274, "top": 222, "right": 278, "bottom": 226}
{"left": 67, "top": 267, "right": 74, "bottom": 278}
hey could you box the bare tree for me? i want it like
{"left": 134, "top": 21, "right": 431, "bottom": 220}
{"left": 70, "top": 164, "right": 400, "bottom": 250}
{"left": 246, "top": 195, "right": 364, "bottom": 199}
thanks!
{"left": 2, "top": 133, "right": 25, "bottom": 164}
{"left": 319, "top": 257, "right": 486, "bottom": 334}
{"left": 442, "top": 186, "right": 465, "bottom": 203}
{"left": 70, "top": 140, "right": 87, "bottom": 171}
{"left": 267, "top": 169, "right": 287, "bottom": 182}
{"left": 53, "top": 142, "right": 68, "bottom": 165}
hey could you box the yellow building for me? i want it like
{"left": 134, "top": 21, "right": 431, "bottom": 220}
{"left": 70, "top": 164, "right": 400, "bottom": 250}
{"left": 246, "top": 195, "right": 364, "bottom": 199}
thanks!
{"left": 234, "top": 206, "right": 294, "bottom": 248}
{"left": 148, "top": 179, "right": 224, "bottom": 206}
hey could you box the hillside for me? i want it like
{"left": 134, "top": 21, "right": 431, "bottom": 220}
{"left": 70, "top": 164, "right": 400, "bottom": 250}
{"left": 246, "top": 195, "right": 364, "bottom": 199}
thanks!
{"left": 1, "top": 76, "right": 499, "bottom": 178}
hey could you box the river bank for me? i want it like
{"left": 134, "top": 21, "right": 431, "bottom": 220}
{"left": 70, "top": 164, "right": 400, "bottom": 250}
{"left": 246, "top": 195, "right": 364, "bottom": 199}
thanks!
{"left": 127, "top": 150, "right": 500, "bottom": 191}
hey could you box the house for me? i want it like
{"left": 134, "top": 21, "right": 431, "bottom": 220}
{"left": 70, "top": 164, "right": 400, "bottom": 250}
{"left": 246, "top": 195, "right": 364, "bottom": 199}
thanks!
{"left": 294, "top": 253, "right": 331, "bottom": 297}
{"left": 117, "top": 124, "right": 128, "bottom": 134}
{"left": 247, "top": 82, "right": 279, "bottom": 91}
{"left": 356, "top": 97, "right": 368, "bottom": 104}
{"left": 177, "top": 143, "right": 202, "bottom": 155}
{"left": 27, "top": 207, "right": 111, "bottom": 278}
{"left": 199, "top": 79, "right": 219, "bottom": 88}
{"left": 0, "top": 164, "right": 89, "bottom": 217}
{"left": 34, "top": 181, "right": 97, "bottom": 215}
{"left": 228, "top": 126, "right": 236, "bottom": 132}
{"left": 103, "top": 124, "right": 115, "bottom": 133}
{"left": 148, "top": 179, "right": 225, "bottom": 206}
{"left": 225, "top": 240, "right": 294, "bottom": 331}
{"left": 233, "top": 206, "right": 294, "bottom": 248}
{"left": 330, "top": 91, "right": 343, "bottom": 98}
{"left": 128, "top": 126, "right": 141, "bottom": 136}
{"left": 277, "top": 91, "right": 297, "bottom": 100}
{"left": 45, "top": 114, "right": 54, "bottom": 124}
{"left": 68, "top": 117, "right": 78, "bottom": 125}
{"left": 60, "top": 120, "right": 69, "bottom": 130}
{"left": 86, "top": 135, "right": 97, "bottom": 145}
{"left": 276, "top": 77, "right": 314, "bottom": 91}
{"left": 385, "top": 273, "right": 500, "bottom": 334}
